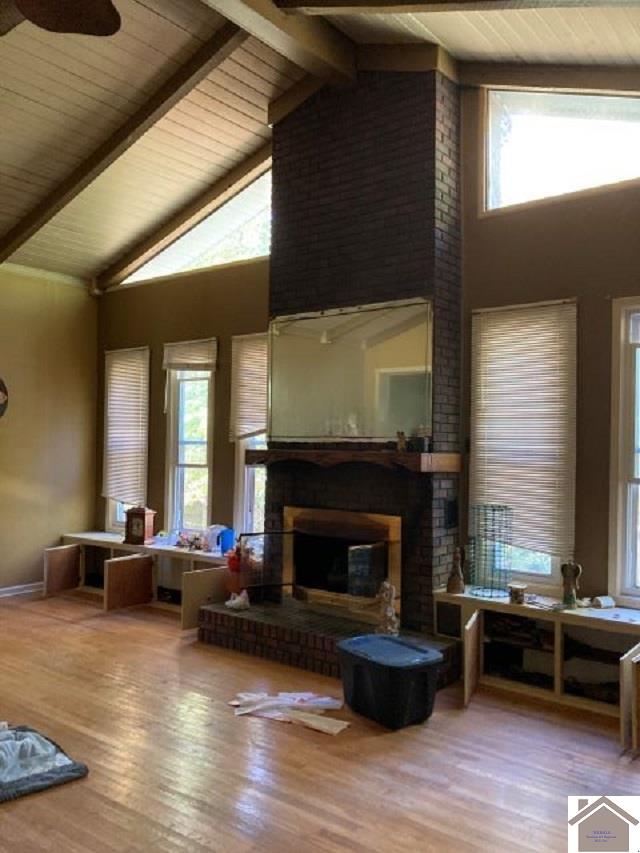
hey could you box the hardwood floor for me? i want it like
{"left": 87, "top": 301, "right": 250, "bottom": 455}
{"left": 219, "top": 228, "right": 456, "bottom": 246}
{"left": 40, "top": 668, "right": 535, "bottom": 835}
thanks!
{"left": 0, "top": 597, "right": 638, "bottom": 853}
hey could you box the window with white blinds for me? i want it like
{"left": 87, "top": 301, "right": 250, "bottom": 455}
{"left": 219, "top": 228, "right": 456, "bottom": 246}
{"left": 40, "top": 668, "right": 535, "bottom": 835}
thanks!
{"left": 102, "top": 347, "right": 150, "bottom": 507}
{"left": 162, "top": 338, "right": 217, "bottom": 371}
{"left": 469, "top": 301, "right": 577, "bottom": 571}
{"left": 230, "top": 333, "right": 268, "bottom": 441}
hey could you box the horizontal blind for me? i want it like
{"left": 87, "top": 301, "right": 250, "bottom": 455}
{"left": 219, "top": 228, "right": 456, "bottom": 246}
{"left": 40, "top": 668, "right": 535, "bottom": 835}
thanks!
{"left": 162, "top": 338, "right": 217, "bottom": 371}
{"left": 469, "top": 301, "right": 576, "bottom": 559}
{"left": 102, "top": 347, "right": 149, "bottom": 506}
{"left": 230, "top": 333, "right": 268, "bottom": 440}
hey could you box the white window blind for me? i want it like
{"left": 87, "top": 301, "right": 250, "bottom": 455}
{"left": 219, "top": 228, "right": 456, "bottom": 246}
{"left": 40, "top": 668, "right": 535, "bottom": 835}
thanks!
{"left": 469, "top": 301, "right": 577, "bottom": 560}
{"left": 230, "top": 333, "right": 268, "bottom": 441}
{"left": 162, "top": 338, "right": 217, "bottom": 371}
{"left": 102, "top": 347, "right": 150, "bottom": 507}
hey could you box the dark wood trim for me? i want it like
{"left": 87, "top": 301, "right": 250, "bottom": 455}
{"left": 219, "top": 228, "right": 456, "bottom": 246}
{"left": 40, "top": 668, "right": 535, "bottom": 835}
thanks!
{"left": 458, "top": 62, "right": 640, "bottom": 93}
{"left": 357, "top": 44, "right": 458, "bottom": 81}
{"left": 0, "top": 23, "right": 248, "bottom": 265}
{"left": 245, "top": 448, "right": 462, "bottom": 473}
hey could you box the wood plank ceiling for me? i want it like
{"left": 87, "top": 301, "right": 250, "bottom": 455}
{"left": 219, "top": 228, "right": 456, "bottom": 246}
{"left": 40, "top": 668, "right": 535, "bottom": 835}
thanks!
{"left": 3, "top": 0, "right": 640, "bottom": 282}
{"left": 0, "top": 0, "right": 303, "bottom": 279}
{"left": 330, "top": 7, "right": 640, "bottom": 64}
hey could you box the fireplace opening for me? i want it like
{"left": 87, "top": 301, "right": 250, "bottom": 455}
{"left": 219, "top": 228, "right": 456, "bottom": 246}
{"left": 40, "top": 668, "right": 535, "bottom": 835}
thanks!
{"left": 294, "top": 532, "right": 387, "bottom": 596}
{"left": 283, "top": 506, "right": 401, "bottom": 622}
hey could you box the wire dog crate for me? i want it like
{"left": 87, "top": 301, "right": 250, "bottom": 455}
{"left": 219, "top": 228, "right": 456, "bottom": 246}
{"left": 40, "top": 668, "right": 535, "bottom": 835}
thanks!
{"left": 468, "top": 504, "right": 513, "bottom": 598}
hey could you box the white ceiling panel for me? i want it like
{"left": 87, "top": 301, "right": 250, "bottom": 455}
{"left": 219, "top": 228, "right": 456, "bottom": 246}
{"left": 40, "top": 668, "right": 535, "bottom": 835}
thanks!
{"left": 332, "top": 7, "right": 640, "bottom": 65}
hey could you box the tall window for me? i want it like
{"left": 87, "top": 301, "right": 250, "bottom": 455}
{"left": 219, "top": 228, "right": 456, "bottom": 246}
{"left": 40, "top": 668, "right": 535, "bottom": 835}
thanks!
{"left": 103, "top": 347, "right": 150, "bottom": 530}
{"left": 164, "top": 339, "right": 217, "bottom": 532}
{"left": 487, "top": 89, "right": 640, "bottom": 211}
{"left": 125, "top": 171, "right": 272, "bottom": 284}
{"left": 230, "top": 333, "right": 268, "bottom": 533}
{"left": 470, "top": 301, "right": 577, "bottom": 581}
{"left": 611, "top": 301, "right": 640, "bottom": 600}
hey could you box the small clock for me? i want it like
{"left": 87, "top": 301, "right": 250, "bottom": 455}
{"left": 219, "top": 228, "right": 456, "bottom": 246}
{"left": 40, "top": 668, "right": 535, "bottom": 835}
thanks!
{"left": 124, "top": 506, "right": 156, "bottom": 545}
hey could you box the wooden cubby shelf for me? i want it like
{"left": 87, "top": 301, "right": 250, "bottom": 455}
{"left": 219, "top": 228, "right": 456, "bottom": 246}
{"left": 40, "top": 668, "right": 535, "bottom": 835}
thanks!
{"left": 44, "top": 532, "right": 228, "bottom": 629}
{"left": 434, "top": 588, "right": 640, "bottom": 745}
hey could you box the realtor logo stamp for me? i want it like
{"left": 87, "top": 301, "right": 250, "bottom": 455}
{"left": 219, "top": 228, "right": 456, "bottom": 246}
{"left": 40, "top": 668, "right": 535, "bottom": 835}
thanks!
{"left": 568, "top": 797, "right": 640, "bottom": 852}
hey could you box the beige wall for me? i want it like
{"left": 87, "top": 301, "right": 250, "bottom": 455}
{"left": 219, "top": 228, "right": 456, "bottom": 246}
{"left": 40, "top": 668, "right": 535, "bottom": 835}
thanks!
{"left": 97, "top": 258, "right": 269, "bottom": 530}
{"left": 363, "top": 322, "right": 431, "bottom": 427}
{"left": 462, "top": 88, "right": 640, "bottom": 596}
{"left": 0, "top": 265, "right": 97, "bottom": 588}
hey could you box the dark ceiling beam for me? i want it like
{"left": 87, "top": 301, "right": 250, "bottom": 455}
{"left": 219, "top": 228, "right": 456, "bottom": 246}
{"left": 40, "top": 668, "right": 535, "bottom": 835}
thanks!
{"left": 357, "top": 43, "right": 457, "bottom": 79}
{"left": 459, "top": 61, "right": 640, "bottom": 92}
{"left": 276, "top": 0, "right": 638, "bottom": 14}
{"left": 0, "top": 22, "right": 248, "bottom": 265}
{"left": 198, "top": 0, "right": 356, "bottom": 83}
{"left": 97, "top": 143, "right": 272, "bottom": 289}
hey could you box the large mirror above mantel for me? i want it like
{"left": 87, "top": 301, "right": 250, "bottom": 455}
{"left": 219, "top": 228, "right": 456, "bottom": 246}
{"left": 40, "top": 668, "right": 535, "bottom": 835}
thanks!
{"left": 268, "top": 298, "right": 433, "bottom": 443}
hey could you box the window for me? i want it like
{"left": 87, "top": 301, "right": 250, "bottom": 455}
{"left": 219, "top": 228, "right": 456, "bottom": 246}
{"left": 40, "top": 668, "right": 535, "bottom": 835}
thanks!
{"left": 230, "top": 333, "right": 268, "bottom": 533}
{"left": 487, "top": 89, "right": 640, "bottom": 211}
{"left": 125, "top": 171, "right": 271, "bottom": 284}
{"left": 109, "top": 500, "right": 131, "bottom": 530}
{"left": 164, "top": 339, "right": 217, "bottom": 532}
{"left": 611, "top": 301, "right": 640, "bottom": 600}
{"left": 103, "top": 347, "right": 150, "bottom": 530}
{"left": 469, "top": 301, "right": 577, "bottom": 583}
{"left": 237, "top": 434, "right": 267, "bottom": 534}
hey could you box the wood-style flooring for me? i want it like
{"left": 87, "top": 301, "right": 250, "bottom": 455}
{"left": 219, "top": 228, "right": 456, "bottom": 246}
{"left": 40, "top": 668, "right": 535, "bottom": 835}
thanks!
{"left": 0, "top": 596, "right": 638, "bottom": 853}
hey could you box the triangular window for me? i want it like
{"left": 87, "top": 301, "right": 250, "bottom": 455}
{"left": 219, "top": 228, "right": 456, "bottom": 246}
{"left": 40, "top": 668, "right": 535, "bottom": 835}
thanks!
{"left": 126, "top": 170, "right": 271, "bottom": 283}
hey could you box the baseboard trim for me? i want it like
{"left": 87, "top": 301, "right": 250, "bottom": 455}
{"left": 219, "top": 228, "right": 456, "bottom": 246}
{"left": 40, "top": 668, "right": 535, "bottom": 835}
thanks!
{"left": 0, "top": 581, "right": 44, "bottom": 599}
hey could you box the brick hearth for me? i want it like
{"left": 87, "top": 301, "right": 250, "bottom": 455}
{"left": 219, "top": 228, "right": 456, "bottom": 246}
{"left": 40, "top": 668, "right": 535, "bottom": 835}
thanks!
{"left": 198, "top": 598, "right": 460, "bottom": 686}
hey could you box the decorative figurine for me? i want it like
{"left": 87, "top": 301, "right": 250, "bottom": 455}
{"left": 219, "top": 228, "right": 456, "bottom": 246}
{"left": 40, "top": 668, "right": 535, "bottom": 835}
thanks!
{"left": 396, "top": 431, "right": 407, "bottom": 452}
{"left": 376, "top": 580, "right": 400, "bottom": 636}
{"left": 176, "top": 531, "right": 205, "bottom": 551}
{"left": 225, "top": 590, "right": 250, "bottom": 611}
{"left": 561, "top": 560, "right": 583, "bottom": 610}
{"left": 446, "top": 547, "right": 465, "bottom": 595}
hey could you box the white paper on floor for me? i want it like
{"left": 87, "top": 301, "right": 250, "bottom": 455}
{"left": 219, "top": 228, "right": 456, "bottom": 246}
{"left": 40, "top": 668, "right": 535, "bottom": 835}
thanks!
{"left": 229, "top": 692, "right": 350, "bottom": 735}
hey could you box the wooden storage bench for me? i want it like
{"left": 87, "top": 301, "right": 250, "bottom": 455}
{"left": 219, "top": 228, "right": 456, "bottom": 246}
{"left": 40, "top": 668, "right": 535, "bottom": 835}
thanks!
{"left": 44, "top": 531, "right": 227, "bottom": 629}
{"left": 434, "top": 589, "right": 640, "bottom": 749}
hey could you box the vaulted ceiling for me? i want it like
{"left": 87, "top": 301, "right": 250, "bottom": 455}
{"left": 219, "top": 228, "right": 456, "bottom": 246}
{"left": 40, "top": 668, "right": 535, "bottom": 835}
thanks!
{"left": 1, "top": 0, "right": 639, "bottom": 288}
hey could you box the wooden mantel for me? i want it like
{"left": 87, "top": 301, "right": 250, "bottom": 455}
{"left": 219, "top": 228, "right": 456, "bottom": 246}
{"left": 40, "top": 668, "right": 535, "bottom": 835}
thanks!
{"left": 244, "top": 448, "right": 461, "bottom": 474}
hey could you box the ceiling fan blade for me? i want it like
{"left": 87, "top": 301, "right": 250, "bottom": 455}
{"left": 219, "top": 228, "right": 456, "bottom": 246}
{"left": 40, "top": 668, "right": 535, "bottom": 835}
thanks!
{"left": 15, "top": 0, "right": 121, "bottom": 36}
{"left": 0, "top": 0, "right": 25, "bottom": 35}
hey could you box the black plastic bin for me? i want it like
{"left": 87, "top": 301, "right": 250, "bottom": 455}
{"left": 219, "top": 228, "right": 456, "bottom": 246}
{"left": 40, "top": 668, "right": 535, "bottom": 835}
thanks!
{"left": 337, "top": 634, "right": 443, "bottom": 730}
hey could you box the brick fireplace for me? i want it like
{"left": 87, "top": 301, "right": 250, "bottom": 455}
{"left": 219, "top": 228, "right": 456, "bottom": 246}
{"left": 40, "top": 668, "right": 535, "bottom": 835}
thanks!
{"left": 266, "top": 69, "right": 461, "bottom": 634}
{"left": 199, "top": 68, "right": 461, "bottom": 671}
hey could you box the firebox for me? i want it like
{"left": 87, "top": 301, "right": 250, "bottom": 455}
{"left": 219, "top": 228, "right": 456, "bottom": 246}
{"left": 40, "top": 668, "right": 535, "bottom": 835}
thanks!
{"left": 283, "top": 506, "right": 401, "bottom": 623}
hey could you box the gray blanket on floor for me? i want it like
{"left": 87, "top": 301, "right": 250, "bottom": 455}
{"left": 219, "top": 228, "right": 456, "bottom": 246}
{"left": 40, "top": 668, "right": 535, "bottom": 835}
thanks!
{"left": 0, "top": 725, "right": 88, "bottom": 802}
